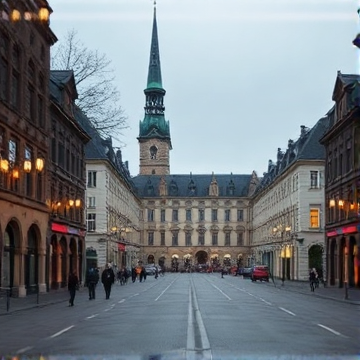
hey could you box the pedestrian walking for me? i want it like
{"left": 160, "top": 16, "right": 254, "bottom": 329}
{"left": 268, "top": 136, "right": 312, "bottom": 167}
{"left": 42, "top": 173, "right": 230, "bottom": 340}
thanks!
{"left": 131, "top": 267, "right": 137, "bottom": 283}
{"left": 85, "top": 263, "right": 99, "bottom": 300}
{"left": 68, "top": 271, "right": 79, "bottom": 307}
{"left": 309, "top": 268, "right": 317, "bottom": 292}
{"left": 101, "top": 263, "right": 115, "bottom": 299}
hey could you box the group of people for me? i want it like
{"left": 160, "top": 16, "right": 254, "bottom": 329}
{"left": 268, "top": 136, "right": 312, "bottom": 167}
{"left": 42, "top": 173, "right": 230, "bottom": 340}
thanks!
{"left": 68, "top": 263, "right": 163, "bottom": 306}
{"left": 67, "top": 263, "right": 116, "bottom": 306}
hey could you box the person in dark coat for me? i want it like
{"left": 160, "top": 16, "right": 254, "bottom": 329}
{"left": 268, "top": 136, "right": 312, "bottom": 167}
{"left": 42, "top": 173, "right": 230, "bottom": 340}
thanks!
{"left": 101, "top": 263, "right": 115, "bottom": 299}
{"left": 131, "top": 267, "right": 137, "bottom": 283}
{"left": 86, "top": 263, "right": 99, "bottom": 300}
{"left": 68, "top": 271, "right": 79, "bottom": 307}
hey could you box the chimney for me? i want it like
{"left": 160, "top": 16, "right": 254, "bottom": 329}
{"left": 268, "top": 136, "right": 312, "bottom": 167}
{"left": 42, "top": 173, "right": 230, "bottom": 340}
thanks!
{"left": 300, "top": 125, "right": 306, "bottom": 137}
{"left": 288, "top": 139, "right": 294, "bottom": 148}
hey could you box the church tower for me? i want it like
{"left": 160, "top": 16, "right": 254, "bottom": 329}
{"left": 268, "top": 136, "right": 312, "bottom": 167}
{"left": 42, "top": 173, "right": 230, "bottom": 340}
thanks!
{"left": 138, "top": 4, "right": 172, "bottom": 176}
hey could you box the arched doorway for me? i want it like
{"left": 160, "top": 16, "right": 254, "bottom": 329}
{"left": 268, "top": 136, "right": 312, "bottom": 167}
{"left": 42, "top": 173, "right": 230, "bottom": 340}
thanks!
{"left": 158, "top": 256, "right": 165, "bottom": 268}
{"left": 349, "top": 236, "right": 358, "bottom": 287}
{"left": 195, "top": 250, "right": 208, "bottom": 265}
{"left": 329, "top": 239, "right": 337, "bottom": 286}
{"left": 3, "top": 222, "right": 18, "bottom": 292}
{"left": 308, "top": 244, "right": 323, "bottom": 277}
{"left": 78, "top": 240, "right": 83, "bottom": 284}
{"left": 147, "top": 255, "right": 155, "bottom": 264}
{"left": 25, "top": 225, "right": 39, "bottom": 294}
{"left": 69, "top": 238, "right": 77, "bottom": 275}
{"left": 59, "top": 237, "right": 67, "bottom": 288}
{"left": 50, "top": 235, "right": 58, "bottom": 289}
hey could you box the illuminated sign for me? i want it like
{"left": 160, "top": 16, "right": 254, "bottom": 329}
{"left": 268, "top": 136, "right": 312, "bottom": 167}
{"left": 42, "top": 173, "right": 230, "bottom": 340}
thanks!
{"left": 326, "top": 223, "right": 360, "bottom": 237}
{"left": 51, "top": 223, "right": 85, "bottom": 237}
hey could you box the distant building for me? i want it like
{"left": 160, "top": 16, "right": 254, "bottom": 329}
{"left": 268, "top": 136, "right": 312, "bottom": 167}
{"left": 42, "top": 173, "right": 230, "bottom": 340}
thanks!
{"left": 251, "top": 120, "right": 329, "bottom": 281}
{"left": 75, "top": 108, "right": 142, "bottom": 272}
{"left": 132, "top": 5, "right": 256, "bottom": 270}
{"left": 320, "top": 71, "right": 360, "bottom": 288}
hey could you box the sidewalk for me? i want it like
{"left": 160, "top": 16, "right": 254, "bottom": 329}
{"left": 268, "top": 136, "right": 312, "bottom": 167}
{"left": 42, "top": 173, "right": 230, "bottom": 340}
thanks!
{"left": 267, "top": 278, "right": 360, "bottom": 305}
{"left": 0, "top": 287, "right": 76, "bottom": 316}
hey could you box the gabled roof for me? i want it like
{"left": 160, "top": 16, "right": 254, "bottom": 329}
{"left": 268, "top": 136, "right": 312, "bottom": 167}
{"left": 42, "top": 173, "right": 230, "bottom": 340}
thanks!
{"left": 74, "top": 106, "right": 135, "bottom": 189}
{"left": 332, "top": 71, "right": 360, "bottom": 101}
{"left": 254, "top": 116, "right": 330, "bottom": 195}
{"left": 132, "top": 174, "right": 252, "bottom": 198}
{"left": 50, "top": 70, "right": 78, "bottom": 101}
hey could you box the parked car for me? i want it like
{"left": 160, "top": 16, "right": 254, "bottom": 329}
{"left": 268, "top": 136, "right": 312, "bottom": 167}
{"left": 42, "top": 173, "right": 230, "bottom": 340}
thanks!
{"left": 251, "top": 265, "right": 269, "bottom": 282}
{"left": 238, "top": 267, "right": 252, "bottom": 278}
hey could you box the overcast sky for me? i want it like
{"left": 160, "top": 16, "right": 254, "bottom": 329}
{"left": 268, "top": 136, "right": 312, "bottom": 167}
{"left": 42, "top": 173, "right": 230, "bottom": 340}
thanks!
{"left": 49, "top": 0, "right": 358, "bottom": 177}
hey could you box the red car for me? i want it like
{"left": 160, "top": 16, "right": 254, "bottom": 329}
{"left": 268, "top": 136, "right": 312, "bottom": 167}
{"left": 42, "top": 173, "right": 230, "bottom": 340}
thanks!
{"left": 251, "top": 265, "right": 269, "bottom": 282}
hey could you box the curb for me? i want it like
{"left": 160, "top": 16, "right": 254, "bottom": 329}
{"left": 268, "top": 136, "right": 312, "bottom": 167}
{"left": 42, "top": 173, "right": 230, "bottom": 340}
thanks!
{"left": 268, "top": 282, "right": 360, "bottom": 305}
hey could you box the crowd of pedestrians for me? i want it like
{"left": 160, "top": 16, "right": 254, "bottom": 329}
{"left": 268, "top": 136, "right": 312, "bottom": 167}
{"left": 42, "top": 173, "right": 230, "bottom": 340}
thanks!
{"left": 67, "top": 262, "right": 163, "bottom": 306}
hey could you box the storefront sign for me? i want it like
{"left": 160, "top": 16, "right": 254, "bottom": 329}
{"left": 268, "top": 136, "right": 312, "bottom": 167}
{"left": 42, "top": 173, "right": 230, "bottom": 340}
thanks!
{"left": 118, "top": 243, "right": 126, "bottom": 251}
{"left": 326, "top": 223, "right": 360, "bottom": 237}
{"left": 51, "top": 222, "right": 85, "bottom": 237}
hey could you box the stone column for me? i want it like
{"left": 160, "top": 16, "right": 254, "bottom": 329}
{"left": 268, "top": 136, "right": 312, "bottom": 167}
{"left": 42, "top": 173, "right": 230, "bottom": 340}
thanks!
{"left": 38, "top": 247, "right": 47, "bottom": 293}
{"left": 17, "top": 246, "right": 26, "bottom": 297}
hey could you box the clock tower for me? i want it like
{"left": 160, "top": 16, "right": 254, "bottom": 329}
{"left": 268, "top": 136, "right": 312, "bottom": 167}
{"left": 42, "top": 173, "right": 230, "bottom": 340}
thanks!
{"left": 138, "top": 4, "right": 172, "bottom": 176}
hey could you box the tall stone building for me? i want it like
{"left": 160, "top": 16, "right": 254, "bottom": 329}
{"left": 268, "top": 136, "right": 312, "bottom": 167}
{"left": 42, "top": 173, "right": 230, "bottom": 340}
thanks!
{"left": 132, "top": 5, "right": 256, "bottom": 270}
{"left": 0, "top": 1, "right": 57, "bottom": 296}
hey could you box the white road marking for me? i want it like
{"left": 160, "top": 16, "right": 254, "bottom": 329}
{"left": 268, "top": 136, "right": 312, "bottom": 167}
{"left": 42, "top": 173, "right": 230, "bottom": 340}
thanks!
{"left": 259, "top": 297, "right": 272, "bottom": 305}
{"left": 49, "top": 325, "right": 74, "bottom": 338}
{"left": 317, "top": 323, "right": 342, "bottom": 336}
{"left": 86, "top": 314, "right": 98, "bottom": 319}
{"left": 118, "top": 299, "right": 125, "bottom": 303}
{"left": 155, "top": 278, "right": 177, "bottom": 301}
{"left": 211, "top": 283, "right": 232, "bottom": 300}
{"left": 104, "top": 308, "right": 112, "bottom": 312}
{"left": 16, "top": 346, "right": 33, "bottom": 354}
{"left": 279, "top": 307, "right": 296, "bottom": 316}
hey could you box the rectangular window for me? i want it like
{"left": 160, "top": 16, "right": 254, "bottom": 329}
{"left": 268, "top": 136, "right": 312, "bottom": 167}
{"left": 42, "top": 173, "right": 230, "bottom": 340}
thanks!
{"left": 310, "top": 208, "right": 320, "bottom": 228}
{"left": 0, "top": 57, "right": 8, "bottom": 101}
{"left": 172, "top": 232, "right": 178, "bottom": 246}
{"left": 310, "top": 171, "right": 319, "bottom": 188}
{"left": 237, "top": 209, "right": 243, "bottom": 221}
{"left": 225, "top": 209, "right": 230, "bottom": 222}
{"left": 24, "top": 147, "right": 32, "bottom": 197}
{"left": 225, "top": 233, "right": 231, "bottom": 246}
{"left": 237, "top": 233, "right": 243, "bottom": 246}
{"left": 185, "top": 233, "right": 192, "bottom": 246}
{"left": 148, "top": 232, "right": 154, "bottom": 246}
{"left": 147, "top": 209, "right": 154, "bottom": 222}
{"left": 199, "top": 209, "right": 205, "bottom": 221}
{"left": 160, "top": 209, "right": 165, "bottom": 222}
{"left": 28, "top": 86, "right": 36, "bottom": 122}
{"left": 212, "top": 209, "right": 218, "bottom": 221}
{"left": 51, "top": 138, "right": 56, "bottom": 162}
{"left": 58, "top": 143, "right": 65, "bottom": 168}
{"left": 11, "top": 72, "right": 19, "bottom": 108}
{"left": 198, "top": 234, "right": 204, "bottom": 246}
{"left": 160, "top": 232, "right": 165, "bottom": 246}
{"left": 186, "top": 209, "right": 192, "bottom": 221}
{"left": 87, "top": 197, "right": 96, "bottom": 208}
{"left": 87, "top": 171, "right": 97, "bottom": 187}
{"left": 38, "top": 96, "right": 44, "bottom": 128}
{"left": 86, "top": 213, "right": 96, "bottom": 231}
{"left": 212, "top": 233, "right": 218, "bottom": 246}
{"left": 172, "top": 209, "right": 178, "bottom": 222}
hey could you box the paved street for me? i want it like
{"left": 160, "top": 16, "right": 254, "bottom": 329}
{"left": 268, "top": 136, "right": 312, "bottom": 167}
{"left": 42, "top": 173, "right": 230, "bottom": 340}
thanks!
{"left": 0, "top": 273, "right": 359, "bottom": 359}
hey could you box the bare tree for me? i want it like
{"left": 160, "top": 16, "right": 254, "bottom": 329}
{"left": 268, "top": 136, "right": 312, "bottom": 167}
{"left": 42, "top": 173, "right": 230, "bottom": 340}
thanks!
{"left": 51, "top": 29, "right": 128, "bottom": 143}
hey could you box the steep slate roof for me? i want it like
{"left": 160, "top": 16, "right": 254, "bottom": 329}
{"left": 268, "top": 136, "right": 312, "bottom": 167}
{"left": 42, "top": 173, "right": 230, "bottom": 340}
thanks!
{"left": 73, "top": 106, "right": 135, "bottom": 189}
{"left": 50, "top": 70, "right": 78, "bottom": 101}
{"left": 254, "top": 116, "right": 330, "bottom": 195}
{"left": 132, "top": 174, "right": 252, "bottom": 198}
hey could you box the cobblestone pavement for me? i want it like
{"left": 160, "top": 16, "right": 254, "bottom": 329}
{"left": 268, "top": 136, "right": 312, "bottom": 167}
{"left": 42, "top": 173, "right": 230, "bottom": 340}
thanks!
{"left": 0, "top": 277, "right": 359, "bottom": 315}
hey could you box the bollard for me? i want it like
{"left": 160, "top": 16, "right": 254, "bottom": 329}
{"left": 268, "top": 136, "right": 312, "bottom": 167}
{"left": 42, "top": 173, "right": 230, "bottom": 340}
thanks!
{"left": 37, "top": 284, "right": 39, "bottom": 304}
{"left": 344, "top": 281, "right": 349, "bottom": 300}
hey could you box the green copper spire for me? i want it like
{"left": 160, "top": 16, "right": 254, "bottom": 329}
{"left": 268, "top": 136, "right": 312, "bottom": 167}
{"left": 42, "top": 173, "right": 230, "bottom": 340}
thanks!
{"left": 138, "top": 3, "right": 171, "bottom": 145}
{"left": 147, "top": 5, "right": 163, "bottom": 90}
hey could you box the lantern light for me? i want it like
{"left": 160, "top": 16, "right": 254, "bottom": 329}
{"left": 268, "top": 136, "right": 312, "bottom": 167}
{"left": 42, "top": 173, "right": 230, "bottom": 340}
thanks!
{"left": 24, "top": 12, "right": 32, "bottom": 21}
{"left": 0, "top": 159, "right": 9, "bottom": 172}
{"left": 36, "top": 158, "right": 44, "bottom": 172}
{"left": 75, "top": 199, "right": 81, "bottom": 207}
{"left": 69, "top": 199, "right": 74, "bottom": 207}
{"left": 12, "top": 168, "right": 19, "bottom": 179}
{"left": 329, "top": 199, "right": 336, "bottom": 208}
{"left": 338, "top": 200, "right": 344, "bottom": 207}
{"left": 23, "top": 160, "right": 32, "bottom": 173}
{"left": 10, "top": 9, "right": 21, "bottom": 22}
{"left": 38, "top": 8, "right": 50, "bottom": 22}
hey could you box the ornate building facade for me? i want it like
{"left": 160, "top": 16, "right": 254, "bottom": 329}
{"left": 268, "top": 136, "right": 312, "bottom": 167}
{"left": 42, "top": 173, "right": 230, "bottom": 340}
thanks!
{"left": 251, "top": 121, "right": 329, "bottom": 281}
{"left": 320, "top": 72, "right": 360, "bottom": 288}
{"left": 0, "top": 1, "right": 56, "bottom": 296}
